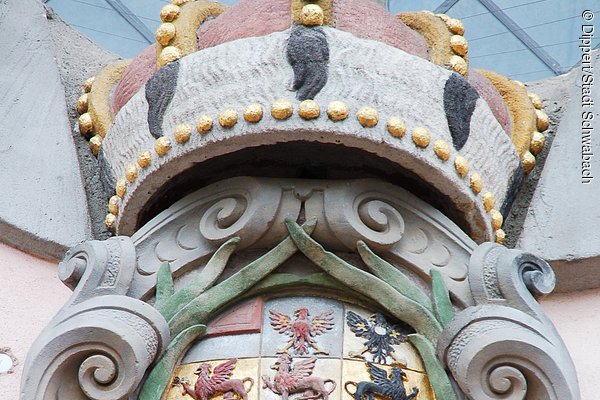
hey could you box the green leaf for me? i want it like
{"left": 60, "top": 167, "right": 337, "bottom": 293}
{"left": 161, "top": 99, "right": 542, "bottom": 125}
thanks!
{"left": 431, "top": 269, "right": 455, "bottom": 327}
{"left": 155, "top": 261, "right": 174, "bottom": 313}
{"left": 285, "top": 219, "right": 442, "bottom": 343}
{"left": 167, "top": 219, "right": 317, "bottom": 337}
{"left": 157, "top": 237, "right": 240, "bottom": 320}
{"left": 139, "top": 324, "right": 206, "bottom": 400}
{"left": 409, "top": 333, "right": 458, "bottom": 400}
{"left": 357, "top": 240, "right": 433, "bottom": 312}
{"left": 246, "top": 272, "right": 348, "bottom": 296}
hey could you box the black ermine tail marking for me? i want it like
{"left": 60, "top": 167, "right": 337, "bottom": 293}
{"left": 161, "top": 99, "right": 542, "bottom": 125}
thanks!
{"left": 287, "top": 25, "right": 329, "bottom": 101}
{"left": 145, "top": 60, "right": 180, "bottom": 139}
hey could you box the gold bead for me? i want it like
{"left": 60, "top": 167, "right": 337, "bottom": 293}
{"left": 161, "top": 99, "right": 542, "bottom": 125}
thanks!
{"left": 196, "top": 114, "right": 213, "bottom": 134}
{"left": 433, "top": 140, "right": 451, "bottom": 161}
{"left": 108, "top": 195, "right": 121, "bottom": 215}
{"left": 171, "top": 0, "right": 190, "bottom": 5}
{"left": 513, "top": 80, "right": 525, "bottom": 88}
{"left": 411, "top": 127, "right": 430, "bottom": 148}
{"left": 446, "top": 18, "right": 465, "bottom": 35}
{"left": 155, "top": 136, "right": 171, "bottom": 156}
{"left": 449, "top": 35, "right": 468, "bottom": 56}
{"left": 454, "top": 155, "right": 469, "bottom": 178}
{"left": 271, "top": 99, "right": 293, "bottom": 120}
{"left": 535, "top": 109, "right": 549, "bottom": 132}
{"left": 470, "top": 172, "right": 483, "bottom": 194}
{"left": 436, "top": 13, "right": 450, "bottom": 22}
{"left": 89, "top": 135, "right": 102, "bottom": 156}
{"left": 218, "top": 108, "right": 238, "bottom": 128}
{"left": 356, "top": 106, "right": 379, "bottom": 128}
{"left": 159, "top": 46, "right": 182, "bottom": 66}
{"left": 490, "top": 209, "right": 503, "bottom": 230}
{"left": 449, "top": 55, "right": 468, "bottom": 76}
{"left": 83, "top": 76, "right": 95, "bottom": 93}
{"left": 522, "top": 151, "right": 536, "bottom": 173}
{"left": 156, "top": 23, "right": 176, "bottom": 46}
{"left": 530, "top": 131, "right": 545, "bottom": 155}
{"left": 116, "top": 178, "right": 127, "bottom": 198}
{"left": 78, "top": 113, "right": 93, "bottom": 136}
{"left": 125, "top": 163, "right": 138, "bottom": 183}
{"left": 387, "top": 116, "right": 406, "bottom": 138}
{"left": 300, "top": 4, "right": 324, "bottom": 26}
{"left": 483, "top": 192, "right": 495, "bottom": 212}
{"left": 495, "top": 229, "right": 506, "bottom": 245}
{"left": 298, "top": 100, "right": 320, "bottom": 120}
{"left": 243, "top": 103, "right": 264, "bottom": 123}
{"left": 105, "top": 213, "right": 116, "bottom": 230}
{"left": 160, "top": 4, "right": 180, "bottom": 22}
{"left": 327, "top": 101, "right": 349, "bottom": 121}
{"left": 174, "top": 123, "right": 192, "bottom": 143}
{"left": 77, "top": 93, "right": 89, "bottom": 114}
{"left": 528, "top": 92, "right": 543, "bottom": 109}
{"left": 137, "top": 151, "right": 152, "bottom": 168}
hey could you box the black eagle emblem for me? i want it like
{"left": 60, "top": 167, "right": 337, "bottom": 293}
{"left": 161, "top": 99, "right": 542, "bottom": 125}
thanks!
{"left": 345, "top": 362, "right": 419, "bottom": 400}
{"left": 346, "top": 312, "right": 409, "bottom": 364}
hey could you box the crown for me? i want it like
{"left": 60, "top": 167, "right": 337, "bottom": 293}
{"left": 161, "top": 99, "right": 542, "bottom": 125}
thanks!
{"left": 74, "top": 0, "right": 549, "bottom": 244}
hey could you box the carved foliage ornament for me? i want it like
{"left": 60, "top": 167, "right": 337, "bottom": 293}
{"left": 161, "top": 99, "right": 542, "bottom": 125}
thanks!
{"left": 22, "top": 178, "right": 579, "bottom": 400}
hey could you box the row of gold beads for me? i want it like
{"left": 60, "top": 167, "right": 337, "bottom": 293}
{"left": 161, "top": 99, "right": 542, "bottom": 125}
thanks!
{"left": 105, "top": 99, "right": 504, "bottom": 243}
{"left": 525, "top": 90, "right": 549, "bottom": 172}
{"left": 509, "top": 80, "right": 549, "bottom": 173}
{"left": 156, "top": 2, "right": 184, "bottom": 68}
{"left": 76, "top": 77, "right": 103, "bottom": 155}
{"left": 436, "top": 13, "right": 468, "bottom": 76}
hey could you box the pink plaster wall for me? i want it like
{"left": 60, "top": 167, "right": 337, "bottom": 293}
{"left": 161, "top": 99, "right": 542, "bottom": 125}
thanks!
{"left": 541, "top": 287, "right": 600, "bottom": 400}
{"left": 0, "top": 243, "right": 71, "bottom": 400}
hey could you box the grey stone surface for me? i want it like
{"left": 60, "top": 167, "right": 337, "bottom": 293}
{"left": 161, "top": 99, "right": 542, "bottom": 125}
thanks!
{"left": 0, "top": 0, "right": 93, "bottom": 259}
{"left": 438, "top": 243, "right": 579, "bottom": 399}
{"left": 503, "top": 65, "right": 575, "bottom": 248}
{"left": 182, "top": 333, "right": 261, "bottom": 363}
{"left": 102, "top": 28, "right": 519, "bottom": 243}
{"left": 45, "top": 5, "right": 120, "bottom": 242}
{"left": 128, "top": 177, "right": 475, "bottom": 305}
{"left": 516, "top": 51, "right": 600, "bottom": 292}
{"left": 21, "top": 237, "right": 169, "bottom": 400}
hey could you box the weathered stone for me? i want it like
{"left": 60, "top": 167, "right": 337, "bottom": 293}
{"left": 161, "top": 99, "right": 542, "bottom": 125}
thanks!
{"left": 102, "top": 29, "right": 518, "bottom": 242}
{"left": 0, "top": 0, "right": 92, "bottom": 260}
{"left": 517, "top": 52, "right": 600, "bottom": 292}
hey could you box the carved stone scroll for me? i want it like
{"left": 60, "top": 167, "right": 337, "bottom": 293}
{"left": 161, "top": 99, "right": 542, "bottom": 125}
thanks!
{"left": 20, "top": 238, "right": 169, "bottom": 400}
{"left": 129, "top": 177, "right": 476, "bottom": 305}
{"left": 437, "top": 244, "right": 579, "bottom": 400}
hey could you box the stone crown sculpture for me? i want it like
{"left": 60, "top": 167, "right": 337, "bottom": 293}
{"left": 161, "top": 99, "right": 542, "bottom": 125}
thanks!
{"left": 75, "top": 0, "right": 548, "bottom": 246}
{"left": 22, "top": 1, "right": 577, "bottom": 400}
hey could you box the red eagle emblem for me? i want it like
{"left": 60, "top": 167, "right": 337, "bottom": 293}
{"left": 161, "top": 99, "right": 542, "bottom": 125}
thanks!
{"left": 176, "top": 358, "right": 254, "bottom": 400}
{"left": 269, "top": 307, "right": 334, "bottom": 355}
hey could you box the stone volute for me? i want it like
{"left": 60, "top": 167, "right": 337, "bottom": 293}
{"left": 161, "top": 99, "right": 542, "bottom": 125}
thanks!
{"left": 23, "top": 1, "right": 576, "bottom": 399}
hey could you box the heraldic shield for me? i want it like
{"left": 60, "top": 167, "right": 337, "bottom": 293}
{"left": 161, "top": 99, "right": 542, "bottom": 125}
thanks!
{"left": 164, "top": 297, "right": 433, "bottom": 400}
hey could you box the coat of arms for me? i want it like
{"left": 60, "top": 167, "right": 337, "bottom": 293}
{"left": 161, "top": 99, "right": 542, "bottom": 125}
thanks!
{"left": 344, "top": 362, "right": 419, "bottom": 400}
{"left": 174, "top": 358, "right": 254, "bottom": 399}
{"left": 346, "top": 312, "right": 408, "bottom": 364}
{"left": 269, "top": 307, "right": 334, "bottom": 355}
{"left": 261, "top": 354, "right": 336, "bottom": 399}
